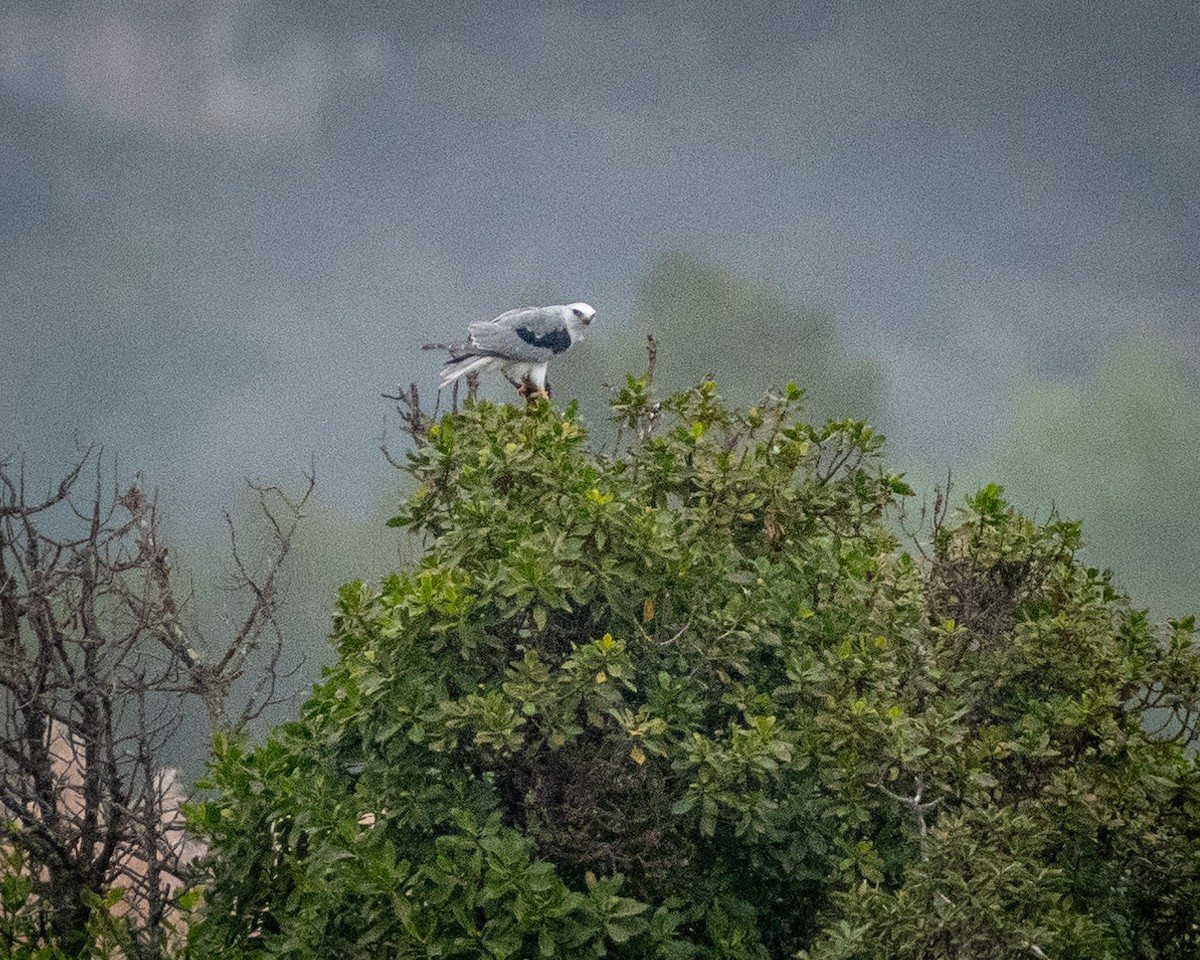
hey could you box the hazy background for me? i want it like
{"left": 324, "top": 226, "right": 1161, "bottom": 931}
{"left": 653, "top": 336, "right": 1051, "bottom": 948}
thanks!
{"left": 3, "top": 0, "right": 1198, "bottom": 751}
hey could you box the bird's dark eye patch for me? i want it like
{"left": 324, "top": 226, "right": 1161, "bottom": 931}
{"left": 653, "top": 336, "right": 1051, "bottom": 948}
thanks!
{"left": 516, "top": 326, "right": 571, "bottom": 354}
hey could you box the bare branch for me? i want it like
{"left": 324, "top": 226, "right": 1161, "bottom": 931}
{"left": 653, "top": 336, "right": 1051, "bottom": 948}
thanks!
{"left": 0, "top": 447, "right": 310, "bottom": 955}
{"left": 871, "top": 777, "right": 940, "bottom": 861}
{"left": 0, "top": 449, "right": 91, "bottom": 519}
{"left": 383, "top": 382, "right": 434, "bottom": 444}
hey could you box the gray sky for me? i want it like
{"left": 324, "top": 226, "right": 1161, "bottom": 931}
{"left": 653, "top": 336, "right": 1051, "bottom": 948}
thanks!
{"left": 2, "top": 0, "right": 1197, "bottom": 604}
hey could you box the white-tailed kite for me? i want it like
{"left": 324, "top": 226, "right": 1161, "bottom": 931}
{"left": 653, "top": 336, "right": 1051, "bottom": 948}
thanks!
{"left": 436, "top": 302, "right": 596, "bottom": 400}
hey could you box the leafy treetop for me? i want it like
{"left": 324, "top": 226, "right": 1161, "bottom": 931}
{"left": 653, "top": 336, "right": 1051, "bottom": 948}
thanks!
{"left": 189, "top": 377, "right": 1200, "bottom": 960}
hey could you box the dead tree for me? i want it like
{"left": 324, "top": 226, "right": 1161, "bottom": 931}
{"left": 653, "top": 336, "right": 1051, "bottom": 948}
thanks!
{"left": 0, "top": 448, "right": 312, "bottom": 958}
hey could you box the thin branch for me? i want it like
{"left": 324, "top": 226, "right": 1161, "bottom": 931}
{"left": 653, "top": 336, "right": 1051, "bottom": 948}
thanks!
{"left": 871, "top": 777, "right": 940, "bottom": 861}
{"left": 1, "top": 447, "right": 310, "bottom": 955}
{"left": 383, "top": 382, "right": 433, "bottom": 443}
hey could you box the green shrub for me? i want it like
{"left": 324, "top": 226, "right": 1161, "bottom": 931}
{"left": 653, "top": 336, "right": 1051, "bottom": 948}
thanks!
{"left": 188, "top": 380, "right": 1200, "bottom": 959}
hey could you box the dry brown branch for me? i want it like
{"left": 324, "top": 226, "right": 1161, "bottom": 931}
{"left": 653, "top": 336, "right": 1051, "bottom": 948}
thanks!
{"left": 418, "top": 341, "right": 480, "bottom": 413}
{"left": 0, "top": 448, "right": 310, "bottom": 957}
{"left": 382, "top": 382, "right": 433, "bottom": 444}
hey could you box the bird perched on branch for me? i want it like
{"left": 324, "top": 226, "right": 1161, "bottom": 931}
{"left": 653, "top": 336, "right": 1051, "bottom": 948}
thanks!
{"left": 430, "top": 302, "right": 596, "bottom": 401}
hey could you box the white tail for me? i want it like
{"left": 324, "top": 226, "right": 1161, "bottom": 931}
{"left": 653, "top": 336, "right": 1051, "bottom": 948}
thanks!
{"left": 439, "top": 354, "right": 494, "bottom": 388}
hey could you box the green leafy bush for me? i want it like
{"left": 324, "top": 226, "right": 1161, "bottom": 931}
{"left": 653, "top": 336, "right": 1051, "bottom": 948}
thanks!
{"left": 188, "top": 380, "right": 1200, "bottom": 959}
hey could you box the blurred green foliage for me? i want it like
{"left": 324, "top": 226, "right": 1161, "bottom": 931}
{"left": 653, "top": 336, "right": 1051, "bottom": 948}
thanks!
{"left": 187, "top": 380, "right": 1200, "bottom": 959}
{"left": 996, "top": 337, "right": 1200, "bottom": 618}
{"left": 564, "top": 253, "right": 881, "bottom": 426}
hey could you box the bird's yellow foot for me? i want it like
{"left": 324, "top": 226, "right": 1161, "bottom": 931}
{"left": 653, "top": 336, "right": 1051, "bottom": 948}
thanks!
{"left": 516, "top": 378, "right": 550, "bottom": 403}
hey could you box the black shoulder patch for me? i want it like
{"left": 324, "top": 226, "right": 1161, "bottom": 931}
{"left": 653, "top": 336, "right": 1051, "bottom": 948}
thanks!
{"left": 515, "top": 326, "right": 571, "bottom": 354}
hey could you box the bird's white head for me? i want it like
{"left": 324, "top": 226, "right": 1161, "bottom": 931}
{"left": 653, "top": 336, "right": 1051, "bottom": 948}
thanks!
{"left": 565, "top": 302, "right": 596, "bottom": 335}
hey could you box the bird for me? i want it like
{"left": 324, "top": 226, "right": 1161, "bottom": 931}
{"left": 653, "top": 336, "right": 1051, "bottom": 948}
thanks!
{"left": 434, "top": 302, "right": 596, "bottom": 401}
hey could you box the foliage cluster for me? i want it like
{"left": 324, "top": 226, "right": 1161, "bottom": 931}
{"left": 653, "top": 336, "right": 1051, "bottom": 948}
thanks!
{"left": 189, "top": 379, "right": 1200, "bottom": 959}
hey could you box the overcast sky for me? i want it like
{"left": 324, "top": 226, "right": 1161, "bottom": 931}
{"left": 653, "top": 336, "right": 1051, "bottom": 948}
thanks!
{"left": 2, "top": 0, "right": 1197, "bottom": 596}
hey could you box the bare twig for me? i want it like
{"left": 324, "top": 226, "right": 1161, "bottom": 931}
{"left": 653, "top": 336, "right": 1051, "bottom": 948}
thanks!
{"left": 0, "top": 448, "right": 309, "bottom": 957}
{"left": 871, "top": 777, "right": 940, "bottom": 861}
{"left": 383, "top": 382, "right": 433, "bottom": 443}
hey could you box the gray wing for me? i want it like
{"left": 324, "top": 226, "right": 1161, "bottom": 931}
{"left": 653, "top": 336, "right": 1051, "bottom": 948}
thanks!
{"left": 467, "top": 306, "right": 572, "bottom": 361}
